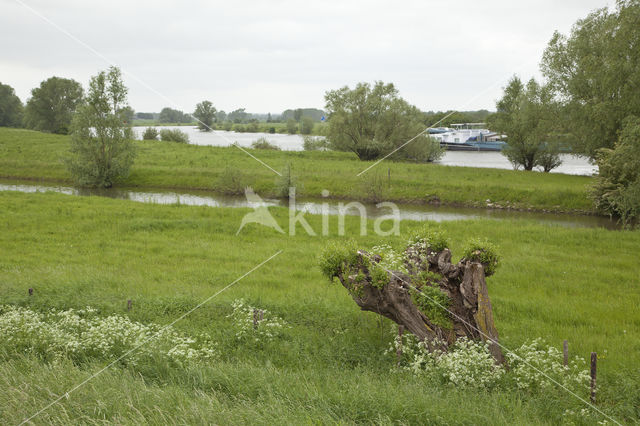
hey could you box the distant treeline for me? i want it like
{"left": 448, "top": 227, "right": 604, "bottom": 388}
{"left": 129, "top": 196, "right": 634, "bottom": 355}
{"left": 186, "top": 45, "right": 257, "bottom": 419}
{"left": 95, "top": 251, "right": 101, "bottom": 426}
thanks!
{"left": 423, "top": 110, "right": 492, "bottom": 127}
{"left": 134, "top": 107, "right": 326, "bottom": 124}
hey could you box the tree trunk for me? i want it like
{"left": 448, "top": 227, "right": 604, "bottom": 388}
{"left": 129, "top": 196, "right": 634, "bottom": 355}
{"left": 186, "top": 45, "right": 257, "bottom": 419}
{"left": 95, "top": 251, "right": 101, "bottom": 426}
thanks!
{"left": 335, "top": 245, "right": 505, "bottom": 364}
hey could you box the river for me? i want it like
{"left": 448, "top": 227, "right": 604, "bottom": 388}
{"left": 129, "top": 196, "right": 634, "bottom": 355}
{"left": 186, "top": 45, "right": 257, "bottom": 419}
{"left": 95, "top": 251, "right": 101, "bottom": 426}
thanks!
{"left": 132, "top": 126, "right": 597, "bottom": 176}
{"left": 0, "top": 181, "right": 617, "bottom": 229}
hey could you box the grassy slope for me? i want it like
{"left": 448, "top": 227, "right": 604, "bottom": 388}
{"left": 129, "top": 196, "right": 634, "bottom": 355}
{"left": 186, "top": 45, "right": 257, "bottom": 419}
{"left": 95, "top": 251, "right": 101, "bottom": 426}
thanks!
{"left": 0, "top": 128, "right": 594, "bottom": 213}
{"left": 0, "top": 191, "right": 638, "bottom": 424}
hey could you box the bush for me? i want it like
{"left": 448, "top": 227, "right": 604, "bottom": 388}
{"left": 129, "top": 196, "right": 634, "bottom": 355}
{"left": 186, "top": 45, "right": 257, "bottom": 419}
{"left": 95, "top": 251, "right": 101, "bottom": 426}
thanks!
{"left": 142, "top": 127, "right": 159, "bottom": 140}
{"left": 251, "top": 137, "right": 280, "bottom": 150}
{"left": 246, "top": 122, "right": 259, "bottom": 132}
{"left": 302, "top": 136, "right": 329, "bottom": 151}
{"left": 400, "top": 135, "right": 444, "bottom": 162}
{"left": 407, "top": 227, "right": 449, "bottom": 253}
{"left": 318, "top": 240, "right": 359, "bottom": 280}
{"left": 462, "top": 238, "right": 500, "bottom": 276}
{"left": 216, "top": 167, "right": 248, "bottom": 195}
{"left": 160, "top": 129, "right": 189, "bottom": 143}
{"left": 590, "top": 116, "right": 640, "bottom": 227}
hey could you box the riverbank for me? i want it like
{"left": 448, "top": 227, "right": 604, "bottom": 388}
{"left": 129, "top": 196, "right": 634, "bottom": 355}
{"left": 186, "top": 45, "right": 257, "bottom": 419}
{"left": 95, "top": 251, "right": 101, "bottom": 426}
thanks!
{"left": 0, "top": 190, "right": 637, "bottom": 424}
{"left": 0, "top": 128, "right": 596, "bottom": 214}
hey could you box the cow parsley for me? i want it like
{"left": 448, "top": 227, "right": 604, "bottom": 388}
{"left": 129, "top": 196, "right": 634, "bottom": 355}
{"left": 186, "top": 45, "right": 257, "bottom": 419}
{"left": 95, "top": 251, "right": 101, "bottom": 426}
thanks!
{"left": 227, "top": 299, "right": 287, "bottom": 342}
{"left": 0, "top": 305, "right": 217, "bottom": 366}
{"left": 389, "top": 328, "right": 589, "bottom": 394}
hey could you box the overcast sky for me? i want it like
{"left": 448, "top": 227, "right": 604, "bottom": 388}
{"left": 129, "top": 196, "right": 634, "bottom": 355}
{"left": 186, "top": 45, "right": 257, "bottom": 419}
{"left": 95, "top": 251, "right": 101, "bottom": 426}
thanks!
{"left": 1, "top": 0, "right": 615, "bottom": 115}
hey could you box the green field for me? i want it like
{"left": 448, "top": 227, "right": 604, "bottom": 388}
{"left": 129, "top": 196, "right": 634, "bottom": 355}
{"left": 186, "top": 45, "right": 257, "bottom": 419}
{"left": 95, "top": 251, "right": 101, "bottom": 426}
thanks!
{"left": 0, "top": 190, "right": 638, "bottom": 424}
{"left": 0, "top": 128, "right": 595, "bottom": 213}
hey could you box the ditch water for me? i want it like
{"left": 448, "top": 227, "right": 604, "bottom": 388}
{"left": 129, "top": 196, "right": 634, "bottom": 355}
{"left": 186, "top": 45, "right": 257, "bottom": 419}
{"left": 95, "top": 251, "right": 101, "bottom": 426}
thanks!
{"left": 132, "top": 126, "right": 598, "bottom": 176}
{"left": 0, "top": 181, "right": 618, "bottom": 229}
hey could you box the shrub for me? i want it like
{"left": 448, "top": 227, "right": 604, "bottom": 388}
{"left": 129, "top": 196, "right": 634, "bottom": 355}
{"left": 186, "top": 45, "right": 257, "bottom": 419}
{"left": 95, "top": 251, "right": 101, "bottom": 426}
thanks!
{"left": 216, "top": 167, "right": 248, "bottom": 195}
{"left": 590, "top": 116, "right": 640, "bottom": 227}
{"left": 400, "top": 135, "right": 444, "bottom": 162}
{"left": 246, "top": 122, "right": 259, "bottom": 132}
{"left": 318, "top": 240, "right": 359, "bottom": 280}
{"left": 302, "top": 136, "right": 329, "bottom": 151}
{"left": 407, "top": 227, "right": 449, "bottom": 253}
{"left": 142, "top": 127, "right": 159, "bottom": 140}
{"left": 462, "top": 238, "right": 500, "bottom": 276}
{"left": 160, "top": 129, "right": 189, "bottom": 143}
{"left": 251, "top": 137, "right": 281, "bottom": 150}
{"left": 410, "top": 285, "right": 452, "bottom": 328}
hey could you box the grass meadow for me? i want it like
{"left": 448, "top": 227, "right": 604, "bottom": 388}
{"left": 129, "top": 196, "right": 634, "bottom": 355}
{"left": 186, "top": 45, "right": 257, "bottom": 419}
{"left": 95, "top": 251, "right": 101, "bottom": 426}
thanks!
{"left": 0, "top": 128, "right": 594, "bottom": 213}
{"left": 0, "top": 190, "right": 638, "bottom": 424}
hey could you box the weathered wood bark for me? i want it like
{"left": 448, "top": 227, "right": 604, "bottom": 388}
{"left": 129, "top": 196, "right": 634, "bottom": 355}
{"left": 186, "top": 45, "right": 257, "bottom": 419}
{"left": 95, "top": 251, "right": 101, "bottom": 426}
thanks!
{"left": 336, "top": 244, "right": 504, "bottom": 364}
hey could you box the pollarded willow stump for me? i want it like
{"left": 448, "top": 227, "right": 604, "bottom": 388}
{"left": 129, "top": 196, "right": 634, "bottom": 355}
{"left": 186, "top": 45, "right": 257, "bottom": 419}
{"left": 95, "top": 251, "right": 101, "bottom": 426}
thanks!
{"left": 325, "top": 236, "right": 504, "bottom": 364}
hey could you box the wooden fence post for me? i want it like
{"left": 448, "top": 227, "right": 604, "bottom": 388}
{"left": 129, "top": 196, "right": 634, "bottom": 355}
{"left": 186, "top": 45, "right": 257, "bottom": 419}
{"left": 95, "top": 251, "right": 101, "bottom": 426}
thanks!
{"left": 253, "top": 309, "right": 263, "bottom": 329}
{"left": 590, "top": 352, "right": 597, "bottom": 404}
{"left": 127, "top": 299, "right": 132, "bottom": 311}
{"left": 563, "top": 340, "right": 568, "bottom": 367}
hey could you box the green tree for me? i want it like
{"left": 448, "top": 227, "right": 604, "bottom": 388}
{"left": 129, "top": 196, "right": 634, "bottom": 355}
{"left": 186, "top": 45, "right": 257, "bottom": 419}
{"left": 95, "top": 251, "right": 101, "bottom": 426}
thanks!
{"left": 0, "top": 82, "right": 23, "bottom": 127}
{"left": 541, "top": 0, "right": 640, "bottom": 157}
{"left": 325, "top": 81, "right": 443, "bottom": 161}
{"left": 24, "top": 76, "right": 83, "bottom": 134}
{"left": 300, "top": 116, "right": 314, "bottom": 134}
{"left": 488, "top": 76, "right": 561, "bottom": 171}
{"left": 286, "top": 118, "right": 298, "bottom": 134}
{"left": 66, "top": 67, "right": 136, "bottom": 188}
{"left": 590, "top": 116, "right": 640, "bottom": 226}
{"left": 228, "top": 108, "right": 248, "bottom": 123}
{"left": 193, "top": 100, "right": 217, "bottom": 131}
{"left": 158, "top": 107, "right": 191, "bottom": 123}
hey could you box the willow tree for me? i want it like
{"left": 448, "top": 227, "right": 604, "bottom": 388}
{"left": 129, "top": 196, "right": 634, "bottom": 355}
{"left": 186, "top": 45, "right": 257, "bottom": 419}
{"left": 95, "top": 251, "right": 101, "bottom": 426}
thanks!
{"left": 66, "top": 67, "right": 136, "bottom": 188}
{"left": 487, "top": 76, "right": 562, "bottom": 172}
{"left": 541, "top": 0, "right": 640, "bottom": 158}
{"left": 319, "top": 230, "right": 504, "bottom": 364}
{"left": 325, "top": 81, "right": 443, "bottom": 162}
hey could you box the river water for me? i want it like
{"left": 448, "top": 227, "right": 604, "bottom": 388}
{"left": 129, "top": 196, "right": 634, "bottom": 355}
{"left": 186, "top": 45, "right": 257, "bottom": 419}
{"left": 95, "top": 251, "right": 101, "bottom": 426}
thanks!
{"left": 133, "top": 126, "right": 597, "bottom": 176}
{"left": 0, "top": 181, "right": 617, "bottom": 229}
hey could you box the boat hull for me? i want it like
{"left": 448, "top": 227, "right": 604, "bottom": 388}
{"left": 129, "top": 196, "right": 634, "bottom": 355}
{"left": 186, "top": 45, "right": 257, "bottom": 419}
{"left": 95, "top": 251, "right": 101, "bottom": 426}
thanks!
{"left": 440, "top": 141, "right": 506, "bottom": 152}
